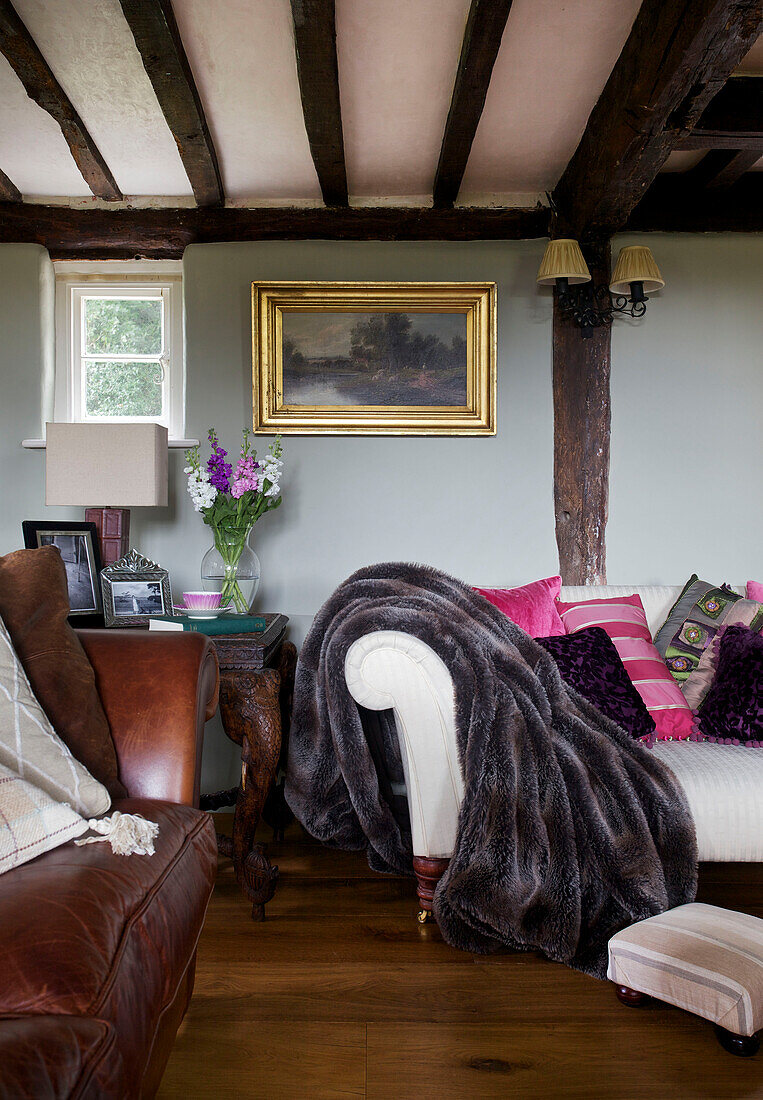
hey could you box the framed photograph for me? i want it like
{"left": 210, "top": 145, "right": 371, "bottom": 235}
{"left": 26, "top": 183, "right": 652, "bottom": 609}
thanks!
{"left": 22, "top": 520, "right": 103, "bottom": 616}
{"left": 100, "top": 549, "right": 172, "bottom": 628}
{"left": 252, "top": 281, "right": 496, "bottom": 435}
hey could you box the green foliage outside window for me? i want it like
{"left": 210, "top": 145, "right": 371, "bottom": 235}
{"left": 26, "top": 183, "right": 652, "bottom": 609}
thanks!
{"left": 83, "top": 297, "right": 164, "bottom": 417}
{"left": 85, "top": 362, "right": 163, "bottom": 417}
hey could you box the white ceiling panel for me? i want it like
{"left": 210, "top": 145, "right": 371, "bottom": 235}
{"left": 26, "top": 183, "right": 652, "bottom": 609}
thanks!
{"left": 459, "top": 0, "right": 642, "bottom": 199}
{"left": 661, "top": 151, "right": 705, "bottom": 173}
{"left": 172, "top": 0, "right": 321, "bottom": 204}
{"left": 0, "top": 53, "right": 90, "bottom": 196}
{"left": 337, "top": 0, "right": 471, "bottom": 202}
{"left": 12, "top": 0, "right": 192, "bottom": 197}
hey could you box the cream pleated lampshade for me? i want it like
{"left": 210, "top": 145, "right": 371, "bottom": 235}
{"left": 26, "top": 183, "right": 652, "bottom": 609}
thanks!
{"left": 609, "top": 246, "right": 665, "bottom": 295}
{"left": 536, "top": 239, "right": 591, "bottom": 285}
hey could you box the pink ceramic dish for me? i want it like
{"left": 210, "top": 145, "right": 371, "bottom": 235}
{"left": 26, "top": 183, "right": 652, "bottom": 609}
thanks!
{"left": 181, "top": 591, "right": 222, "bottom": 611}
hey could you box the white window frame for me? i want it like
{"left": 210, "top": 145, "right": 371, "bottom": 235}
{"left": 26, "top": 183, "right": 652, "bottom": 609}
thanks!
{"left": 54, "top": 261, "right": 185, "bottom": 441}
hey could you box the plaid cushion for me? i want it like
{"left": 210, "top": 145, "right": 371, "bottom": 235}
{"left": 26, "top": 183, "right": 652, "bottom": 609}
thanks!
{"left": 0, "top": 616, "right": 110, "bottom": 817}
{"left": 0, "top": 763, "right": 86, "bottom": 875}
{"left": 608, "top": 903, "right": 763, "bottom": 1036}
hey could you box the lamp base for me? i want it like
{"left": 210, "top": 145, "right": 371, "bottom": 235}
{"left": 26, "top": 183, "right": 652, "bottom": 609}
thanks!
{"left": 86, "top": 508, "right": 130, "bottom": 566}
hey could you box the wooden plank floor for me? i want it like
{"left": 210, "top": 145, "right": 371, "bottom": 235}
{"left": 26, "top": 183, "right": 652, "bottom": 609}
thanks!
{"left": 159, "top": 823, "right": 763, "bottom": 1099}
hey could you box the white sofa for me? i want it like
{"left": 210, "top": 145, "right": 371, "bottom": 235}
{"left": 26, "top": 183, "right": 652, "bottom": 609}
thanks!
{"left": 345, "top": 585, "right": 763, "bottom": 900}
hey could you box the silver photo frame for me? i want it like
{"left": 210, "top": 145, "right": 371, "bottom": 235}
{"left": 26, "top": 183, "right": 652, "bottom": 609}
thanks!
{"left": 100, "top": 549, "right": 172, "bottom": 628}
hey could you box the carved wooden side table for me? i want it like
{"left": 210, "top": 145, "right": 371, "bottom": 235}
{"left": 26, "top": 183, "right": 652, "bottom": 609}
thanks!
{"left": 200, "top": 614, "right": 297, "bottom": 920}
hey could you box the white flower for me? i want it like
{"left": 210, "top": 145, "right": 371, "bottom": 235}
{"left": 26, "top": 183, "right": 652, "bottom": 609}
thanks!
{"left": 261, "top": 458, "right": 281, "bottom": 497}
{"left": 186, "top": 467, "right": 216, "bottom": 512}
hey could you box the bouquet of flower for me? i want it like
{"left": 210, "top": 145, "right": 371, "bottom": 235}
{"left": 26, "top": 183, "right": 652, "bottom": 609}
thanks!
{"left": 185, "top": 429, "right": 283, "bottom": 612}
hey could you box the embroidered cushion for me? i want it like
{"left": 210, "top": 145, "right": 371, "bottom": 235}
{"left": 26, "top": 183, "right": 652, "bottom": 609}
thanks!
{"left": 0, "top": 547, "right": 125, "bottom": 798}
{"left": 0, "top": 762, "right": 87, "bottom": 875}
{"left": 0, "top": 616, "right": 110, "bottom": 818}
{"left": 695, "top": 625, "right": 763, "bottom": 746}
{"left": 475, "top": 575, "right": 565, "bottom": 637}
{"left": 556, "top": 594, "right": 693, "bottom": 741}
{"left": 653, "top": 575, "right": 763, "bottom": 712}
{"left": 536, "top": 627, "right": 656, "bottom": 742}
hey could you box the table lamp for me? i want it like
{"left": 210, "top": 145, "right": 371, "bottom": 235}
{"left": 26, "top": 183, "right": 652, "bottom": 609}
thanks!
{"left": 45, "top": 423, "right": 168, "bottom": 565}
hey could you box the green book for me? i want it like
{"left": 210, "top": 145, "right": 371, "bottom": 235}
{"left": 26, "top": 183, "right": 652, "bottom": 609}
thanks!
{"left": 148, "top": 613, "right": 267, "bottom": 636}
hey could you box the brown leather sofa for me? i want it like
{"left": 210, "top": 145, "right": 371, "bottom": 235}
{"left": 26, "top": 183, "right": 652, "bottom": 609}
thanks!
{"left": 0, "top": 630, "right": 220, "bottom": 1100}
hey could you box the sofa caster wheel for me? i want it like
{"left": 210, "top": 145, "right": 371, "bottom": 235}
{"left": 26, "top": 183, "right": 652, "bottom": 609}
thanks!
{"left": 417, "top": 909, "right": 432, "bottom": 925}
{"left": 715, "top": 1026, "right": 760, "bottom": 1057}
{"left": 615, "top": 986, "right": 649, "bottom": 1007}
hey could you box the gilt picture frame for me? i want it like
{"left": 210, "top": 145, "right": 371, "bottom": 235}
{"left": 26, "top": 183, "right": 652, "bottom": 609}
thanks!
{"left": 252, "top": 281, "right": 496, "bottom": 435}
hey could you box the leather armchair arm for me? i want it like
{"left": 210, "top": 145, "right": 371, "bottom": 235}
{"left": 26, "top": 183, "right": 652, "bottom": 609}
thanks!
{"left": 76, "top": 629, "right": 219, "bottom": 807}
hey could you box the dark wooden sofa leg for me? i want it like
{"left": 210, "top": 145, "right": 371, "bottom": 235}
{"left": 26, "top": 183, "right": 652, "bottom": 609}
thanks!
{"left": 412, "top": 856, "right": 449, "bottom": 924}
{"left": 715, "top": 1027, "right": 761, "bottom": 1057}
{"left": 615, "top": 986, "right": 650, "bottom": 1007}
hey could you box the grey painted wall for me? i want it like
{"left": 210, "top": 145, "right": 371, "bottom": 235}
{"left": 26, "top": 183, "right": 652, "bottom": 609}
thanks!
{"left": 1, "top": 234, "right": 761, "bottom": 789}
{"left": 138, "top": 240, "right": 557, "bottom": 787}
{"left": 609, "top": 233, "right": 763, "bottom": 584}
{"left": 0, "top": 245, "right": 61, "bottom": 542}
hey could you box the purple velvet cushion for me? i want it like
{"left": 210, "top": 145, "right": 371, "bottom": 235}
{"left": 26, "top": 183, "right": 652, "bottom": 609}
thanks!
{"left": 536, "top": 627, "right": 656, "bottom": 743}
{"left": 695, "top": 625, "right": 763, "bottom": 746}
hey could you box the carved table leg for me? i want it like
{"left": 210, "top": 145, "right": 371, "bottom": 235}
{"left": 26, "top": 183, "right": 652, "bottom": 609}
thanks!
{"left": 412, "top": 856, "right": 450, "bottom": 924}
{"left": 219, "top": 666, "right": 283, "bottom": 920}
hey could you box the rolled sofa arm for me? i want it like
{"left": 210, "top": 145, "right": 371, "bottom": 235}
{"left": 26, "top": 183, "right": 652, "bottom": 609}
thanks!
{"left": 344, "top": 630, "right": 463, "bottom": 860}
{"left": 76, "top": 629, "right": 219, "bottom": 807}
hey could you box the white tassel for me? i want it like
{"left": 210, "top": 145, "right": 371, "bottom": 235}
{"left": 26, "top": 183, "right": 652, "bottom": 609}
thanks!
{"left": 74, "top": 811, "right": 159, "bottom": 856}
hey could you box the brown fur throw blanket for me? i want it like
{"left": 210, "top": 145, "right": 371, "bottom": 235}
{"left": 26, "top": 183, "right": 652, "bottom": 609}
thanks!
{"left": 285, "top": 563, "right": 697, "bottom": 977}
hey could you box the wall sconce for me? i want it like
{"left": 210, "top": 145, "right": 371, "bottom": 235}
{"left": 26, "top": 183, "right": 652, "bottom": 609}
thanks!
{"left": 537, "top": 240, "right": 664, "bottom": 338}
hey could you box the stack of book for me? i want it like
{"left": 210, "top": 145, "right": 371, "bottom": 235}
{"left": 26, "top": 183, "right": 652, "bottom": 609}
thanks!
{"left": 148, "top": 613, "right": 267, "bottom": 636}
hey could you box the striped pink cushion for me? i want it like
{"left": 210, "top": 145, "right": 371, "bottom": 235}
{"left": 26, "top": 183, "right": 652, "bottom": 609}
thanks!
{"left": 556, "top": 594, "right": 693, "bottom": 741}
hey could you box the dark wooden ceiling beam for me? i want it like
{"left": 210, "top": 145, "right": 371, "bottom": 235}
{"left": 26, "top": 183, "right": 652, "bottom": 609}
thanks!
{"left": 432, "top": 0, "right": 514, "bottom": 209}
{"left": 678, "top": 131, "right": 763, "bottom": 150}
{"left": 553, "top": 0, "right": 763, "bottom": 239}
{"left": 118, "top": 0, "right": 223, "bottom": 207}
{"left": 685, "top": 76, "right": 762, "bottom": 134}
{"left": 0, "top": 167, "right": 21, "bottom": 202}
{"left": 0, "top": 203, "right": 550, "bottom": 259}
{"left": 0, "top": 0, "right": 122, "bottom": 201}
{"left": 705, "top": 149, "right": 761, "bottom": 187}
{"left": 687, "top": 148, "right": 762, "bottom": 188}
{"left": 626, "top": 172, "right": 763, "bottom": 231}
{"left": 290, "top": 0, "right": 348, "bottom": 207}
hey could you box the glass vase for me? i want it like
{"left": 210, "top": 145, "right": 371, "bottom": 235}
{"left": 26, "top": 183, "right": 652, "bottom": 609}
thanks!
{"left": 200, "top": 524, "right": 260, "bottom": 614}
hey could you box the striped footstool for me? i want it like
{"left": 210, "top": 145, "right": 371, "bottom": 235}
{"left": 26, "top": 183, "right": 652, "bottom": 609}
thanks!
{"left": 608, "top": 903, "right": 762, "bottom": 1056}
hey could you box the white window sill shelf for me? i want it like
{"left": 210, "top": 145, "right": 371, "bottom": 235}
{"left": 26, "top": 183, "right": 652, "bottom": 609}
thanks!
{"left": 22, "top": 438, "right": 199, "bottom": 450}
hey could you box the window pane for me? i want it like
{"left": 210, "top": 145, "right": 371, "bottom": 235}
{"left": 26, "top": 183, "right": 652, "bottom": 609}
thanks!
{"left": 84, "top": 361, "right": 163, "bottom": 418}
{"left": 84, "top": 297, "right": 162, "bottom": 355}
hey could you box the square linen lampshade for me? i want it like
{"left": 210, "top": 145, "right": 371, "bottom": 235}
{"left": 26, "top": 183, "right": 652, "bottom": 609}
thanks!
{"left": 45, "top": 423, "right": 168, "bottom": 507}
{"left": 45, "top": 423, "right": 168, "bottom": 566}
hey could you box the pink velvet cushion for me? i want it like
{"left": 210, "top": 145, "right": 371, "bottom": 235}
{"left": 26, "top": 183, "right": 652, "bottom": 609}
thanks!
{"left": 556, "top": 594, "right": 694, "bottom": 741}
{"left": 747, "top": 581, "right": 763, "bottom": 602}
{"left": 475, "top": 576, "right": 565, "bottom": 638}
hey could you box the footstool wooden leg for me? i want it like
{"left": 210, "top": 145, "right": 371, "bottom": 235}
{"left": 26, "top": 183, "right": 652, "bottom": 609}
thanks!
{"left": 714, "top": 1027, "right": 761, "bottom": 1057}
{"left": 615, "top": 986, "right": 650, "bottom": 1007}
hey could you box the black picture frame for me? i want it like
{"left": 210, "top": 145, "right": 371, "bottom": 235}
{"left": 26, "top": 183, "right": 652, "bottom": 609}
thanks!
{"left": 22, "top": 520, "right": 104, "bottom": 618}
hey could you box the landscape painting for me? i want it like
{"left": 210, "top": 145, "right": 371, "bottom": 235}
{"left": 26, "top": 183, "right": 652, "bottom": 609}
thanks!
{"left": 252, "top": 281, "right": 496, "bottom": 435}
{"left": 281, "top": 311, "right": 468, "bottom": 407}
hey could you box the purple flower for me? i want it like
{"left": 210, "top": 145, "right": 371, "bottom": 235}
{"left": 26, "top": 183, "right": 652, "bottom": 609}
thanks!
{"left": 206, "top": 433, "right": 232, "bottom": 494}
